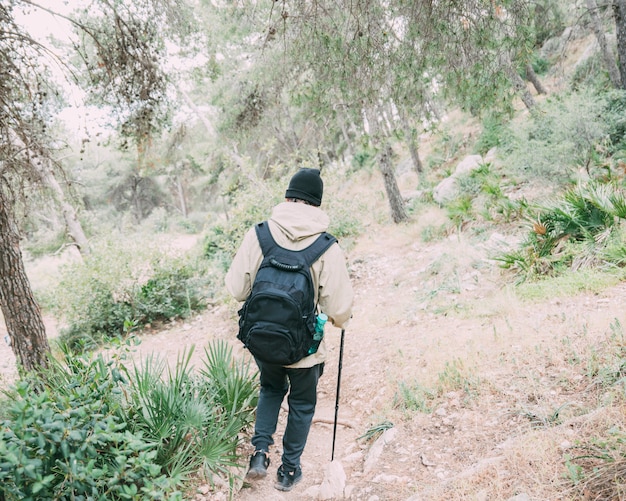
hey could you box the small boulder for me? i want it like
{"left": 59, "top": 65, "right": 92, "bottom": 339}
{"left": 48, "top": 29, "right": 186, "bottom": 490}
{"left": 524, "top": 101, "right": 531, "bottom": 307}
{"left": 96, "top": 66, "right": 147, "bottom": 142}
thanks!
{"left": 318, "top": 460, "right": 347, "bottom": 500}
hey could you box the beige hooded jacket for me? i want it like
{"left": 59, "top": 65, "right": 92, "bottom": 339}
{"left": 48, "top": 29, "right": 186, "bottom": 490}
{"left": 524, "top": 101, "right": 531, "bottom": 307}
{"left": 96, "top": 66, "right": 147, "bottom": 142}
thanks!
{"left": 225, "top": 201, "right": 354, "bottom": 369}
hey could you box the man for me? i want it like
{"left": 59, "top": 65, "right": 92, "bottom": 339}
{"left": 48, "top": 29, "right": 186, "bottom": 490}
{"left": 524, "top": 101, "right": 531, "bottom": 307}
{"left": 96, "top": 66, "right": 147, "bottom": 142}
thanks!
{"left": 225, "top": 168, "right": 354, "bottom": 491}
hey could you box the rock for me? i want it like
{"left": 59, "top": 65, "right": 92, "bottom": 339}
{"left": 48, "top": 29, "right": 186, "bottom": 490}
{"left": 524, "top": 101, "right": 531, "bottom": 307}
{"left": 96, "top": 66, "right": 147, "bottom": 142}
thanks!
{"left": 435, "top": 406, "right": 447, "bottom": 417}
{"left": 484, "top": 147, "right": 498, "bottom": 164}
{"left": 433, "top": 154, "right": 485, "bottom": 204}
{"left": 342, "top": 450, "right": 364, "bottom": 465}
{"left": 318, "top": 460, "right": 347, "bottom": 500}
{"left": 344, "top": 485, "right": 356, "bottom": 498}
{"left": 454, "top": 154, "right": 483, "bottom": 176}
{"left": 363, "top": 427, "right": 397, "bottom": 474}
{"left": 433, "top": 176, "right": 458, "bottom": 204}
{"left": 305, "top": 484, "right": 321, "bottom": 498}
{"left": 420, "top": 453, "right": 437, "bottom": 467}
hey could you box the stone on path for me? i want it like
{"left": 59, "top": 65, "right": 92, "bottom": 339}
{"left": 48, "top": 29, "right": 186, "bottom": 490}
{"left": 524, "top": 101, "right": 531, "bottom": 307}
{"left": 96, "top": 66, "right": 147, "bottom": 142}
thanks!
{"left": 318, "top": 460, "right": 347, "bottom": 500}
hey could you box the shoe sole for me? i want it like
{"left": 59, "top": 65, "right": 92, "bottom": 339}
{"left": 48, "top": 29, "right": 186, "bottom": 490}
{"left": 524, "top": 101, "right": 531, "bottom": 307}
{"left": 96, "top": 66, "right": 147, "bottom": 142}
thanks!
{"left": 246, "top": 468, "right": 267, "bottom": 480}
{"left": 274, "top": 475, "right": 302, "bottom": 491}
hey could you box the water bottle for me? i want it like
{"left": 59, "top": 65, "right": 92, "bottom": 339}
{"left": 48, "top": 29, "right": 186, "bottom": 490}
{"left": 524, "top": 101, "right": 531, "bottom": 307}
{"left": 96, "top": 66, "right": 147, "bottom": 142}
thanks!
{"left": 307, "top": 313, "right": 328, "bottom": 355}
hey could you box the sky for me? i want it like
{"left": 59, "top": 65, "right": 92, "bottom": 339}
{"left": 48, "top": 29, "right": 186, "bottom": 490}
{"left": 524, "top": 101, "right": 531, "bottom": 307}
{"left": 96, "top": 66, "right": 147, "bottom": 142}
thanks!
{"left": 12, "top": 1, "right": 213, "bottom": 144}
{"left": 14, "top": 2, "right": 114, "bottom": 139}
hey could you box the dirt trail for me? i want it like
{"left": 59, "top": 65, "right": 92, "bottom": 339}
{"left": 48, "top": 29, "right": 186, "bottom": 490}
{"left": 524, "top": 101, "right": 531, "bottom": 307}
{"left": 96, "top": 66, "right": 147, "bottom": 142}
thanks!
{"left": 188, "top": 208, "right": 626, "bottom": 501}
{"left": 2, "top": 174, "right": 625, "bottom": 500}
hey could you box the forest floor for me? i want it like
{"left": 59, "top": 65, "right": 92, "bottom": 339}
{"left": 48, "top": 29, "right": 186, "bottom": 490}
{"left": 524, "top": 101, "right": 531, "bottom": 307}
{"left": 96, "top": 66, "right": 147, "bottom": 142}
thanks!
{"left": 3, "top": 165, "right": 626, "bottom": 501}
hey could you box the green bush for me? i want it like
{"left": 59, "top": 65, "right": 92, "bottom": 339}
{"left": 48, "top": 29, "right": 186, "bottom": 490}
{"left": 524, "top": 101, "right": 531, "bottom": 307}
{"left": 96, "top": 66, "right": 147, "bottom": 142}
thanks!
{"left": 444, "top": 162, "right": 521, "bottom": 226}
{"left": 497, "top": 181, "right": 626, "bottom": 282}
{"left": 203, "top": 178, "right": 283, "bottom": 262}
{"left": 0, "top": 341, "right": 259, "bottom": 500}
{"left": 136, "top": 261, "right": 206, "bottom": 323}
{"left": 474, "top": 114, "right": 513, "bottom": 156}
{"left": 571, "top": 54, "right": 612, "bottom": 91}
{"left": 51, "top": 238, "right": 210, "bottom": 352}
{"left": 531, "top": 55, "right": 550, "bottom": 76}
{"left": 602, "top": 89, "right": 626, "bottom": 159}
{"left": 503, "top": 89, "right": 610, "bottom": 183}
{"left": 0, "top": 353, "right": 181, "bottom": 501}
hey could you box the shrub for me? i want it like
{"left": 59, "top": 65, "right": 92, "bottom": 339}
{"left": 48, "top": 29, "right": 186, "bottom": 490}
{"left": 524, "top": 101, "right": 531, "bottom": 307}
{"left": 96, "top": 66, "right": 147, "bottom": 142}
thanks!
{"left": 0, "top": 340, "right": 259, "bottom": 500}
{"left": 136, "top": 260, "right": 206, "bottom": 323}
{"left": 601, "top": 89, "right": 626, "bottom": 159}
{"left": 203, "top": 178, "right": 283, "bottom": 262}
{"left": 121, "top": 342, "right": 257, "bottom": 483}
{"left": 444, "top": 162, "right": 521, "bottom": 227}
{"left": 52, "top": 238, "right": 210, "bottom": 351}
{"left": 0, "top": 353, "right": 181, "bottom": 500}
{"left": 571, "top": 54, "right": 612, "bottom": 91}
{"left": 474, "top": 114, "right": 513, "bottom": 156}
{"left": 503, "top": 89, "right": 609, "bottom": 183}
{"left": 497, "top": 181, "right": 626, "bottom": 282}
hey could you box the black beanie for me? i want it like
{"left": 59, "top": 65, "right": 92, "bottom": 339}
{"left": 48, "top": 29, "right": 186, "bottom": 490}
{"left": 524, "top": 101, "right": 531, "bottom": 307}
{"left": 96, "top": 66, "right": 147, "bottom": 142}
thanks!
{"left": 285, "top": 168, "right": 323, "bottom": 206}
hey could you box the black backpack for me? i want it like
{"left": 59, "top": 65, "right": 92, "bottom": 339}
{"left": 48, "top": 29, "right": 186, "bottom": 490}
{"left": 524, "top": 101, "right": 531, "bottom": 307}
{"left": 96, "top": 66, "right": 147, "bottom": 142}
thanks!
{"left": 237, "top": 221, "right": 337, "bottom": 365}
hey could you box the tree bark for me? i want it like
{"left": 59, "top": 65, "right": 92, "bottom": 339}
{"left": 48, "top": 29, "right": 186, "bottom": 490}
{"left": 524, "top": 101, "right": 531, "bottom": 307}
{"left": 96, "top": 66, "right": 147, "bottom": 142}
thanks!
{"left": 34, "top": 159, "right": 90, "bottom": 255}
{"left": 503, "top": 59, "right": 536, "bottom": 109}
{"left": 398, "top": 109, "right": 424, "bottom": 175}
{"left": 175, "top": 174, "right": 188, "bottom": 218}
{"left": 365, "top": 107, "right": 408, "bottom": 223}
{"left": 587, "top": 0, "right": 622, "bottom": 88}
{"left": 614, "top": 0, "right": 626, "bottom": 88}
{"left": 0, "top": 187, "right": 50, "bottom": 372}
{"left": 180, "top": 87, "right": 216, "bottom": 137}
{"left": 379, "top": 143, "right": 408, "bottom": 223}
{"left": 525, "top": 63, "right": 548, "bottom": 95}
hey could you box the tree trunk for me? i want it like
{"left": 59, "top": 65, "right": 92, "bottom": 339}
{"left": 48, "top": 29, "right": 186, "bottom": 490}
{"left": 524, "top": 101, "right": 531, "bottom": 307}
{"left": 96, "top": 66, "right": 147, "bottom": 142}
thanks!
{"left": 379, "top": 143, "right": 408, "bottom": 223}
{"left": 587, "top": 0, "right": 622, "bottom": 87}
{"left": 525, "top": 63, "right": 548, "bottom": 95}
{"left": 175, "top": 175, "right": 188, "bottom": 218}
{"left": 34, "top": 159, "right": 90, "bottom": 255}
{"left": 398, "top": 109, "right": 424, "bottom": 175}
{"left": 614, "top": 0, "right": 626, "bottom": 88}
{"left": 364, "top": 107, "right": 408, "bottom": 223}
{"left": 180, "top": 87, "right": 216, "bottom": 137}
{"left": 338, "top": 119, "right": 353, "bottom": 158}
{"left": 500, "top": 51, "right": 536, "bottom": 109}
{"left": 0, "top": 187, "right": 50, "bottom": 372}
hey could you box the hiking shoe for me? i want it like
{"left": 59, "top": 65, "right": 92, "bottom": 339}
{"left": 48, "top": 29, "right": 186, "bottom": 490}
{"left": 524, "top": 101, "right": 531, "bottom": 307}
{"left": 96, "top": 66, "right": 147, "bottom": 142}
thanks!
{"left": 246, "top": 450, "right": 270, "bottom": 480}
{"left": 275, "top": 464, "right": 302, "bottom": 491}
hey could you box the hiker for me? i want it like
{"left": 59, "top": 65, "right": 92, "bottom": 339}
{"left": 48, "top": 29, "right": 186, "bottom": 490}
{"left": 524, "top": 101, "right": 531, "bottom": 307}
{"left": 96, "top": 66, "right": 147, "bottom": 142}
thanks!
{"left": 225, "top": 168, "right": 354, "bottom": 491}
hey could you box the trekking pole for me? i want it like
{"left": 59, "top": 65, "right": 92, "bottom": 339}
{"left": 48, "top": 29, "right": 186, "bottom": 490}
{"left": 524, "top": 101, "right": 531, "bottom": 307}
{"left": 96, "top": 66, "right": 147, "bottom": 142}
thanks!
{"left": 331, "top": 328, "right": 345, "bottom": 462}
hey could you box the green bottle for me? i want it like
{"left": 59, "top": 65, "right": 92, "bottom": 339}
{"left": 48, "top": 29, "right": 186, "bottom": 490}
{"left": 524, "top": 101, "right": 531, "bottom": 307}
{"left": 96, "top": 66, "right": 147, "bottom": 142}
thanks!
{"left": 307, "top": 313, "right": 328, "bottom": 355}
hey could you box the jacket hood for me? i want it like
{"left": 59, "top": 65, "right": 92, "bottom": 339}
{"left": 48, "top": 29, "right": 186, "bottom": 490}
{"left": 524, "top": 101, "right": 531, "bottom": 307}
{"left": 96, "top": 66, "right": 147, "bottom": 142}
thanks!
{"left": 270, "top": 201, "right": 330, "bottom": 242}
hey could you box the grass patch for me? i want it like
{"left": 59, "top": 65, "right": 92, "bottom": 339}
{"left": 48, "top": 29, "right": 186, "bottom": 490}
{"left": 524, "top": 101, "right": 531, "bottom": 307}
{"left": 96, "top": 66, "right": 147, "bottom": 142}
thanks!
{"left": 393, "top": 358, "right": 481, "bottom": 416}
{"left": 515, "top": 268, "right": 625, "bottom": 301}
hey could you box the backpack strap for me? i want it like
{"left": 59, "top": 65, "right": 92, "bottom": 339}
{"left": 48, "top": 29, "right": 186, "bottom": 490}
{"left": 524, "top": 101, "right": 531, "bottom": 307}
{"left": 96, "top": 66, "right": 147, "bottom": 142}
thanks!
{"left": 300, "top": 232, "right": 337, "bottom": 266}
{"left": 255, "top": 221, "right": 337, "bottom": 265}
{"left": 255, "top": 221, "right": 278, "bottom": 257}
